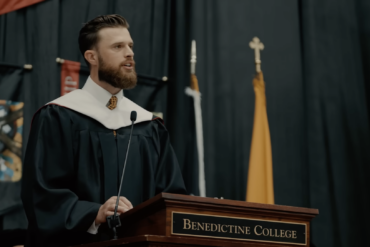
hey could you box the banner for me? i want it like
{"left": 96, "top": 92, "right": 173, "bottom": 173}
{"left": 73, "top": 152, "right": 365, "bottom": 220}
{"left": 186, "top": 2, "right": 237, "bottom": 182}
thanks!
{"left": 246, "top": 71, "right": 274, "bottom": 204}
{"left": 0, "top": 100, "right": 23, "bottom": 183}
{"left": 0, "top": 63, "right": 27, "bottom": 236}
{"left": 60, "top": 60, "right": 80, "bottom": 96}
{"left": 0, "top": 0, "right": 45, "bottom": 15}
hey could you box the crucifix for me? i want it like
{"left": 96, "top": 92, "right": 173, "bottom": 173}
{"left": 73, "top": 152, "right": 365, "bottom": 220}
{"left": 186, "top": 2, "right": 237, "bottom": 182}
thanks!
{"left": 249, "top": 37, "right": 264, "bottom": 73}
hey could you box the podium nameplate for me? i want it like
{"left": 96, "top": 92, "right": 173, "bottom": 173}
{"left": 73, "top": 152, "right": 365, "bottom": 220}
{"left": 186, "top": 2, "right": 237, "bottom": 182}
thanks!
{"left": 171, "top": 212, "right": 307, "bottom": 245}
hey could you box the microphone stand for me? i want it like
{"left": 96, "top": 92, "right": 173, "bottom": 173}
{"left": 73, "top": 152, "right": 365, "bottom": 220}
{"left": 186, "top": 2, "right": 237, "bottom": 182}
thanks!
{"left": 106, "top": 111, "right": 137, "bottom": 240}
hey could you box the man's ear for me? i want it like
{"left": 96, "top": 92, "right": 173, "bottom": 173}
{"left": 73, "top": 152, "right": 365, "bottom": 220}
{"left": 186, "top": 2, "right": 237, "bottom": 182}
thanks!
{"left": 84, "top": 50, "right": 98, "bottom": 66}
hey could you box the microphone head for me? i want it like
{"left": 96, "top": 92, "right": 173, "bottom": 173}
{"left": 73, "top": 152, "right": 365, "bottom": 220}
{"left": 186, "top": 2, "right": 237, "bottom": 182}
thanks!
{"left": 130, "top": 111, "right": 137, "bottom": 122}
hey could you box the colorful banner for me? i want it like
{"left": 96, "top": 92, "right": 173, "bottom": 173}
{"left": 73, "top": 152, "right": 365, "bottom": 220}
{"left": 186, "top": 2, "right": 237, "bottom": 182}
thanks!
{"left": 61, "top": 60, "right": 80, "bottom": 96}
{"left": 0, "top": 100, "right": 23, "bottom": 182}
{"left": 0, "top": 64, "right": 27, "bottom": 233}
{"left": 0, "top": 0, "right": 45, "bottom": 15}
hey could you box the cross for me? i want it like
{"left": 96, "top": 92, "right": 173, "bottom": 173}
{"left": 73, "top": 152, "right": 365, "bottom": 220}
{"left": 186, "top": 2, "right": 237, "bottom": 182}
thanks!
{"left": 190, "top": 40, "right": 197, "bottom": 75}
{"left": 249, "top": 37, "right": 264, "bottom": 72}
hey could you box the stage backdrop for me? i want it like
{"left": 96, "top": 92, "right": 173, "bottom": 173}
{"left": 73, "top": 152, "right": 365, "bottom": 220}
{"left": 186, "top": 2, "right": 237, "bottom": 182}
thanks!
{"left": 168, "top": 0, "right": 370, "bottom": 246}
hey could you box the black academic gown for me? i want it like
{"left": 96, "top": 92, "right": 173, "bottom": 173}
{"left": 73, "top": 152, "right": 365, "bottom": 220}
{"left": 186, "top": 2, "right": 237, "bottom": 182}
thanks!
{"left": 21, "top": 105, "right": 187, "bottom": 247}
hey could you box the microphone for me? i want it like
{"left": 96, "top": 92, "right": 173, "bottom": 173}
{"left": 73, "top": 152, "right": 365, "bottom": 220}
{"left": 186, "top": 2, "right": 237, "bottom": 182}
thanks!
{"left": 107, "top": 110, "right": 137, "bottom": 239}
{"left": 130, "top": 111, "right": 137, "bottom": 122}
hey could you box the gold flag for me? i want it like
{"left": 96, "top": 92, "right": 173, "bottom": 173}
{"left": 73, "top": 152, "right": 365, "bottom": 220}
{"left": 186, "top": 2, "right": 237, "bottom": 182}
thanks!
{"left": 246, "top": 71, "right": 274, "bottom": 204}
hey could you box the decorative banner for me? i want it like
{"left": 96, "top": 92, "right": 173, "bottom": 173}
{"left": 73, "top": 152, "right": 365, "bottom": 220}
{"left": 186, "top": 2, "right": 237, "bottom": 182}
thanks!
{"left": 0, "top": 0, "right": 45, "bottom": 15}
{"left": 0, "top": 100, "right": 23, "bottom": 182}
{"left": 0, "top": 63, "right": 27, "bottom": 233}
{"left": 61, "top": 60, "right": 80, "bottom": 96}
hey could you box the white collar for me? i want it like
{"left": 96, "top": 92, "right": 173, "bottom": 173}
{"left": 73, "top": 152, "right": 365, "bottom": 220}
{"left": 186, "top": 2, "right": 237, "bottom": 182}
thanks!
{"left": 48, "top": 76, "right": 153, "bottom": 129}
{"left": 82, "top": 76, "right": 124, "bottom": 108}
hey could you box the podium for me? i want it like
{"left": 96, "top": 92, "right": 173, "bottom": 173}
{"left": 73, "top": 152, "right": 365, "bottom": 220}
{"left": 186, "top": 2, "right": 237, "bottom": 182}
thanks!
{"left": 81, "top": 193, "right": 318, "bottom": 247}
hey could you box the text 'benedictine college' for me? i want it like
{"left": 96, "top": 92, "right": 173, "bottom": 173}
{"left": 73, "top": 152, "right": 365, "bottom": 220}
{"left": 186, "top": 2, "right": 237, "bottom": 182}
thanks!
{"left": 171, "top": 212, "right": 306, "bottom": 245}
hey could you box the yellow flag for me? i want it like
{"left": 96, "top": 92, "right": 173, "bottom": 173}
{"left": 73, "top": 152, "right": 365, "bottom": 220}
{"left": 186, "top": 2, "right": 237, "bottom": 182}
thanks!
{"left": 246, "top": 71, "right": 274, "bottom": 204}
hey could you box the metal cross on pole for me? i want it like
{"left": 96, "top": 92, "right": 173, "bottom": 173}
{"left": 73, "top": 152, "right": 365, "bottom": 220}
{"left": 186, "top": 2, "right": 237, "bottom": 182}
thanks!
{"left": 249, "top": 37, "right": 264, "bottom": 73}
{"left": 190, "top": 40, "right": 197, "bottom": 75}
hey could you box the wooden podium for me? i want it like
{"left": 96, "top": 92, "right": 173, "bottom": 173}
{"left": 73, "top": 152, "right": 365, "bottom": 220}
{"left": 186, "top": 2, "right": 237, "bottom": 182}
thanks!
{"left": 81, "top": 193, "right": 318, "bottom": 247}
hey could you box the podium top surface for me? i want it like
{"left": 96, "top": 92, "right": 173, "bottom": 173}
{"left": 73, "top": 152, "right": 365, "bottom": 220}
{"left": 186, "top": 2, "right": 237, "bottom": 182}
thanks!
{"left": 120, "top": 193, "right": 319, "bottom": 220}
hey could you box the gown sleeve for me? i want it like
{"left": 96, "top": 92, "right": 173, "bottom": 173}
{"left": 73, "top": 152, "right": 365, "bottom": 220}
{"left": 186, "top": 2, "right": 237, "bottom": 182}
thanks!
{"left": 21, "top": 105, "right": 101, "bottom": 245}
{"left": 152, "top": 119, "right": 188, "bottom": 195}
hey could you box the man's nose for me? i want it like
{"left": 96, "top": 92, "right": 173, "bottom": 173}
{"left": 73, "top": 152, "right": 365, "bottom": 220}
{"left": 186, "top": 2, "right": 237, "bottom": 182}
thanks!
{"left": 125, "top": 46, "right": 134, "bottom": 58}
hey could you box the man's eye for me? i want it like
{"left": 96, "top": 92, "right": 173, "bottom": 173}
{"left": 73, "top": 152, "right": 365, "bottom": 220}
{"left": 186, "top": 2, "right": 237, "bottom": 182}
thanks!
{"left": 115, "top": 45, "right": 121, "bottom": 49}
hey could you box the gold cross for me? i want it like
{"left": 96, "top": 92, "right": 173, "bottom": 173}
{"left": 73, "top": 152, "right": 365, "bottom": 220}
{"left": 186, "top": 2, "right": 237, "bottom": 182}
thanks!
{"left": 249, "top": 37, "right": 264, "bottom": 72}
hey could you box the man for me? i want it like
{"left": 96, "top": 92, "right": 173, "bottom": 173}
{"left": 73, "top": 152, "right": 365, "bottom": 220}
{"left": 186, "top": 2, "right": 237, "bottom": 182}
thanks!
{"left": 21, "top": 14, "right": 187, "bottom": 247}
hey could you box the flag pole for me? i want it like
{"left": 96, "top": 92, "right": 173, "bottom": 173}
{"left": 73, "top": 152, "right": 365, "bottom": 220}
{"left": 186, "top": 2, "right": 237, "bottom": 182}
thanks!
{"left": 56, "top": 57, "right": 65, "bottom": 64}
{"left": 246, "top": 37, "right": 274, "bottom": 204}
{"left": 185, "top": 40, "right": 206, "bottom": 197}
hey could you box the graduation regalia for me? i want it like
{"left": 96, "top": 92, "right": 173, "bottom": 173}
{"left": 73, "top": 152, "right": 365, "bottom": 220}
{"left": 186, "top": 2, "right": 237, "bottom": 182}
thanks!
{"left": 21, "top": 77, "right": 187, "bottom": 246}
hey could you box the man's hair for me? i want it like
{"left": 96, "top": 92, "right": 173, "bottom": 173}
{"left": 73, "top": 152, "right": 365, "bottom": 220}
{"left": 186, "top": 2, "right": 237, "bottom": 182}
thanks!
{"left": 78, "top": 14, "right": 130, "bottom": 67}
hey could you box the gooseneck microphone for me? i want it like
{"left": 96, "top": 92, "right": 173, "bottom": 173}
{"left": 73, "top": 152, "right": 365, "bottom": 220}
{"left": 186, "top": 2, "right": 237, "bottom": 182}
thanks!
{"left": 107, "top": 110, "right": 137, "bottom": 239}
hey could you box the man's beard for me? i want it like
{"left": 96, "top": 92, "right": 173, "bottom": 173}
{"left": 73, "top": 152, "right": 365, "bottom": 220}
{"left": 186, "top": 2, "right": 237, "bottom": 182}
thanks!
{"left": 98, "top": 56, "right": 137, "bottom": 90}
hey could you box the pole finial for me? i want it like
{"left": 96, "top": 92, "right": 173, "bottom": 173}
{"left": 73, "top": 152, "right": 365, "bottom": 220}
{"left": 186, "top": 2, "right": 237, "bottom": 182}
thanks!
{"left": 190, "top": 40, "right": 197, "bottom": 74}
{"left": 249, "top": 37, "right": 264, "bottom": 72}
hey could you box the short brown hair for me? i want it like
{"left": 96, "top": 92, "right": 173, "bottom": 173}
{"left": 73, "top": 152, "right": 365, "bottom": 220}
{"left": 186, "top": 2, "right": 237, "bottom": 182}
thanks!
{"left": 78, "top": 14, "right": 129, "bottom": 66}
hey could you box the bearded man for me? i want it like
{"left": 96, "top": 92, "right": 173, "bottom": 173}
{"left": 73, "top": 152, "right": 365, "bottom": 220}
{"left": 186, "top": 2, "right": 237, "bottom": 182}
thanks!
{"left": 21, "top": 14, "right": 187, "bottom": 247}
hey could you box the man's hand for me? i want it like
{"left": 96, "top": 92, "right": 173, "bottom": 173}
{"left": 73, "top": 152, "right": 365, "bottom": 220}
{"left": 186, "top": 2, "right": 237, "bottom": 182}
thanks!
{"left": 95, "top": 196, "right": 133, "bottom": 225}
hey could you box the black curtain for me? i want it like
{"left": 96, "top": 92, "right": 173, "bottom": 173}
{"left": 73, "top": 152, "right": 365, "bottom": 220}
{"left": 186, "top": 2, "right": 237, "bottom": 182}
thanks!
{"left": 359, "top": 0, "right": 370, "bottom": 119}
{"left": 187, "top": 0, "right": 306, "bottom": 204}
{"left": 169, "top": 0, "right": 370, "bottom": 246}
{"left": 167, "top": 0, "right": 199, "bottom": 195}
{"left": 300, "top": 0, "right": 370, "bottom": 245}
